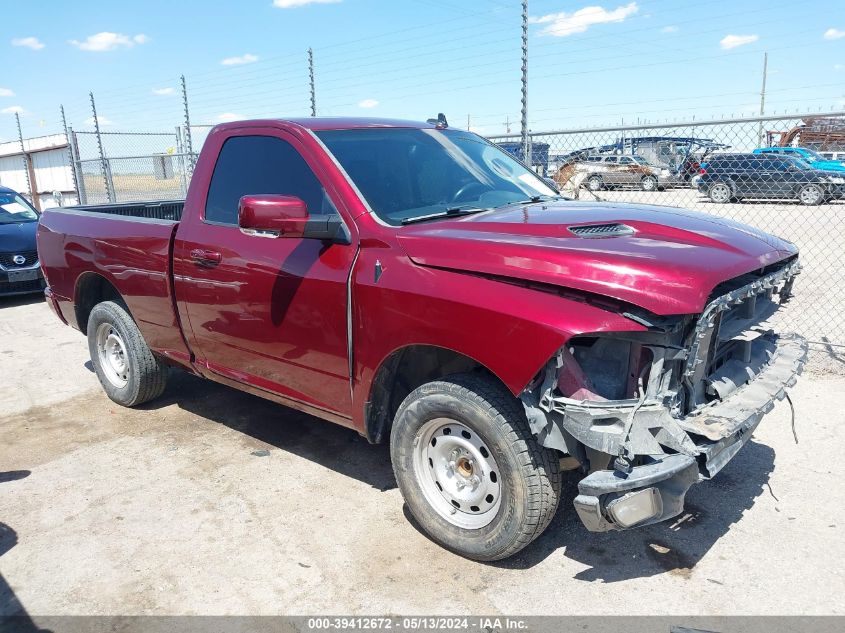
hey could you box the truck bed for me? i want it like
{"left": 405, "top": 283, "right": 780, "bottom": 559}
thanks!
{"left": 66, "top": 200, "right": 185, "bottom": 222}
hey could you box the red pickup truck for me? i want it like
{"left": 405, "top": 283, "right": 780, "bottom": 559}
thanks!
{"left": 38, "top": 117, "right": 806, "bottom": 560}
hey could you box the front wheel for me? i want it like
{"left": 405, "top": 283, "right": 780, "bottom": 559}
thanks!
{"left": 587, "top": 175, "right": 603, "bottom": 191}
{"left": 641, "top": 175, "right": 658, "bottom": 191}
{"left": 798, "top": 183, "right": 824, "bottom": 206}
{"left": 87, "top": 301, "right": 168, "bottom": 407}
{"left": 390, "top": 373, "right": 561, "bottom": 561}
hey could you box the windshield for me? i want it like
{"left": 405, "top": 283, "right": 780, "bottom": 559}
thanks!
{"left": 631, "top": 156, "right": 649, "bottom": 165}
{"left": 784, "top": 156, "right": 813, "bottom": 170}
{"left": 315, "top": 128, "right": 557, "bottom": 225}
{"left": 801, "top": 149, "right": 825, "bottom": 162}
{"left": 0, "top": 192, "right": 39, "bottom": 224}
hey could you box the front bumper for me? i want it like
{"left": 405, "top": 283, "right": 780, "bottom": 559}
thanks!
{"left": 0, "top": 265, "right": 44, "bottom": 296}
{"left": 572, "top": 332, "right": 806, "bottom": 532}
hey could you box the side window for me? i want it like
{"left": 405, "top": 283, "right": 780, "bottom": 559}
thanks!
{"left": 204, "top": 135, "right": 336, "bottom": 225}
{"left": 604, "top": 156, "right": 618, "bottom": 164}
{"left": 618, "top": 157, "right": 633, "bottom": 164}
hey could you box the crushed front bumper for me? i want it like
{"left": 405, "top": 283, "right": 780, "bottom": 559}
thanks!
{"left": 572, "top": 332, "right": 806, "bottom": 532}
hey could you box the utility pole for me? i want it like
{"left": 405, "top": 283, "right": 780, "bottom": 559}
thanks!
{"left": 14, "top": 111, "right": 36, "bottom": 209}
{"left": 181, "top": 75, "right": 195, "bottom": 171}
{"left": 503, "top": 116, "right": 511, "bottom": 134}
{"left": 520, "top": 0, "right": 529, "bottom": 162}
{"left": 90, "top": 91, "right": 114, "bottom": 203}
{"left": 467, "top": 114, "right": 471, "bottom": 131}
{"left": 308, "top": 48, "right": 316, "bottom": 117}
{"left": 758, "top": 52, "right": 768, "bottom": 146}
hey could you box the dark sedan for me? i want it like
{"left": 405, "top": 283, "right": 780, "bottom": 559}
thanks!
{"left": 697, "top": 154, "right": 845, "bottom": 205}
{"left": 0, "top": 186, "right": 44, "bottom": 296}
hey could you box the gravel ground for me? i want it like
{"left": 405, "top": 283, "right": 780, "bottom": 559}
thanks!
{"left": 1, "top": 292, "right": 844, "bottom": 618}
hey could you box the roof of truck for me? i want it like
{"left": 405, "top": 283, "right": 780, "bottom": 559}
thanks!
{"left": 214, "top": 117, "right": 439, "bottom": 132}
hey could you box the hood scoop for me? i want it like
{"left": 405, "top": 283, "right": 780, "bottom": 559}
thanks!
{"left": 568, "top": 223, "right": 635, "bottom": 238}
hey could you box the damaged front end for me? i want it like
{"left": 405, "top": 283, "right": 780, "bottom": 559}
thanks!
{"left": 521, "top": 257, "right": 806, "bottom": 532}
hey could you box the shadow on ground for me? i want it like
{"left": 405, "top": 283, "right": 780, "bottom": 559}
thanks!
{"left": 0, "top": 294, "right": 43, "bottom": 310}
{"left": 142, "top": 370, "right": 396, "bottom": 492}
{"left": 139, "top": 369, "right": 774, "bottom": 581}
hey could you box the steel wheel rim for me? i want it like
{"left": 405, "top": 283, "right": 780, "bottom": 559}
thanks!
{"left": 711, "top": 184, "right": 730, "bottom": 202}
{"left": 588, "top": 177, "right": 602, "bottom": 191}
{"left": 96, "top": 322, "right": 129, "bottom": 388}
{"left": 642, "top": 176, "right": 657, "bottom": 191}
{"left": 800, "top": 186, "right": 820, "bottom": 204}
{"left": 413, "top": 418, "right": 502, "bottom": 529}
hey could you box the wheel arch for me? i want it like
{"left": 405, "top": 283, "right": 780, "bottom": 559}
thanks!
{"left": 364, "top": 344, "right": 509, "bottom": 444}
{"left": 73, "top": 272, "right": 129, "bottom": 334}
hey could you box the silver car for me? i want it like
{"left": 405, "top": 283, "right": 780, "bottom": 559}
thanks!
{"left": 582, "top": 155, "right": 681, "bottom": 191}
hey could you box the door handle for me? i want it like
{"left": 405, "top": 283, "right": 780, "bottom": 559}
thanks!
{"left": 190, "top": 248, "right": 222, "bottom": 265}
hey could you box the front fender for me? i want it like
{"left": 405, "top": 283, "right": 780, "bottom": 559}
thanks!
{"left": 349, "top": 248, "right": 647, "bottom": 433}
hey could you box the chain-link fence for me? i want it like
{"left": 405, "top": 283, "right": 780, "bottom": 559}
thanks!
{"left": 490, "top": 112, "right": 845, "bottom": 343}
{"left": 65, "top": 112, "right": 845, "bottom": 343}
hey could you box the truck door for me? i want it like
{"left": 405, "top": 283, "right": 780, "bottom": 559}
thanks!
{"left": 173, "top": 129, "right": 356, "bottom": 418}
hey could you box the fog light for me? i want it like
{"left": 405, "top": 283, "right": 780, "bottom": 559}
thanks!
{"left": 606, "top": 487, "right": 663, "bottom": 528}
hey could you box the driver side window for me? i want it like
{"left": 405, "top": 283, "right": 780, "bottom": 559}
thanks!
{"left": 205, "top": 135, "right": 336, "bottom": 225}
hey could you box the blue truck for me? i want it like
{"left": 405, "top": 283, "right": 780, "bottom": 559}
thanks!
{"left": 753, "top": 146, "right": 845, "bottom": 173}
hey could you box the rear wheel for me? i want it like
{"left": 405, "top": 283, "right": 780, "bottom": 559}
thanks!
{"left": 798, "top": 183, "right": 824, "bottom": 206}
{"left": 390, "top": 373, "right": 561, "bottom": 561}
{"left": 708, "top": 182, "right": 732, "bottom": 203}
{"left": 587, "top": 175, "right": 603, "bottom": 191}
{"left": 87, "top": 301, "right": 168, "bottom": 407}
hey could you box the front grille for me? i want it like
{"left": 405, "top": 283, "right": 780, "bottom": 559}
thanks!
{"left": 0, "top": 250, "right": 38, "bottom": 269}
{"left": 682, "top": 258, "right": 800, "bottom": 411}
{"left": 568, "top": 223, "right": 634, "bottom": 238}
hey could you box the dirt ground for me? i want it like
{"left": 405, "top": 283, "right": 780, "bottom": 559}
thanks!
{"left": 1, "top": 293, "right": 844, "bottom": 617}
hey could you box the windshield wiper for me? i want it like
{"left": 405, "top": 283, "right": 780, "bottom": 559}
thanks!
{"left": 401, "top": 206, "right": 489, "bottom": 225}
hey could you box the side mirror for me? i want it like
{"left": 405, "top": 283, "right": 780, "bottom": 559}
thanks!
{"left": 238, "top": 194, "right": 308, "bottom": 238}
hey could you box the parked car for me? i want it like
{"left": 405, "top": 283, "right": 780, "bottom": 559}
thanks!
{"left": 753, "top": 146, "right": 845, "bottom": 173}
{"left": 571, "top": 155, "right": 680, "bottom": 191}
{"left": 39, "top": 117, "right": 805, "bottom": 561}
{"left": 819, "top": 150, "right": 845, "bottom": 162}
{"left": 697, "top": 153, "right": 844, "bottom": 204}
{"left": 0, "top": 186, "right": 45, "bottom": 296}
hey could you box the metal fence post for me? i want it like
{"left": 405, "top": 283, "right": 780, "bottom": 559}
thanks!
{"left": 67, "top": 128, "right": 87, "bottom": 204}
{"left": 89, "top": 92, "right": 114, "bottom": 203}
{"left": 60, "top": 105, "right": 82, "bottom": 205}
{"left": 14, "top": 112, "right": 38, "bottom": 209}
{"left": 308, "top": 48, "right": 316, "bottom": 117}
{"left": 520, "top": 0, "right": 529, "bottom": 163}
{"left": 181, "top": 75, "right": 195, "bottom": 171}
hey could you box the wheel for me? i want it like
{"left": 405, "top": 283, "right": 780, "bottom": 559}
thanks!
{"left": 708, "top": 182, "right": 732, "bottom": 203}
{"left": 640, "top": 175, "right": 658, "bottom": 191}
{"left": 87, "top": 301, "right": 168, "bottom": 407}
{"left": 798, "top": 183, "right": 824, "bottom": 206}
{"left": 587, "top": 175, "right": 603, "bottom": 191}
{"left": 390, "top": 373, "right": 562, "bottom": 561}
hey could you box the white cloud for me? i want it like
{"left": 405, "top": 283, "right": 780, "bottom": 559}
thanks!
{"left": 152, "top": 87, "right": 175, "bottom": 95}
{"left": 357, "top": 99, "right": 379, "bottom": 108}
{"left": 1, "top": 106, "right": 26, "bottom": 115}
{"left": 85, "top": 115, "right": 114, "bottom": 126}
{"left": 0, "top": 88, "right": 14, "bottom": 97}
{"left": 720, "top": 34, "right": 759, "bottom": 49}
{"left": 661, "top": 25, "right": 678, "bottom": 33}
{"left": 69, "top": 32, "right": 149, "bottom": 52}
{"left": 273, "top": 0, "right": 342, "bottom": 8}
{"left": 221, "top": 53, "right": 258, "bottom": 66}
{"left": 529, "top": 2, "right": 638, "bottom": 37}
{"left": 11, "top": 36, "right": 45, "bottom": 50}
{"left": 824, "top": 28, "right": 845, "bottom": 40}
{"left": 216, "top": 113, "right": 244, "bottom": 122}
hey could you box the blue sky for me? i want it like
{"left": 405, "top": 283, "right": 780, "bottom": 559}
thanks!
{"left": 1, "top": 0, "right": 844, "bottom": 142}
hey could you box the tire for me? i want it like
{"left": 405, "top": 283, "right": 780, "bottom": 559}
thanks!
{"left": 798, "top": 183, "right": 824, "bottom": 206}
{"left": 390, "top": 373, "right": 561, "bottom": 561}
{"left": 708, "top": 181, "right": 733, "bottom": 204}
{"left": 587, "top": 175, "right": 603, "bottom": 191}
{"left": 641, "top": 175, "right": 658, "bottom": 192}
{"left": 87, "top": 301, "right": 168, "bottom": 407}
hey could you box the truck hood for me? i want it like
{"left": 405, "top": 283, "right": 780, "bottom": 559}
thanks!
{"left": 397, "top": 201, "right": 797, "bottom": 315}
